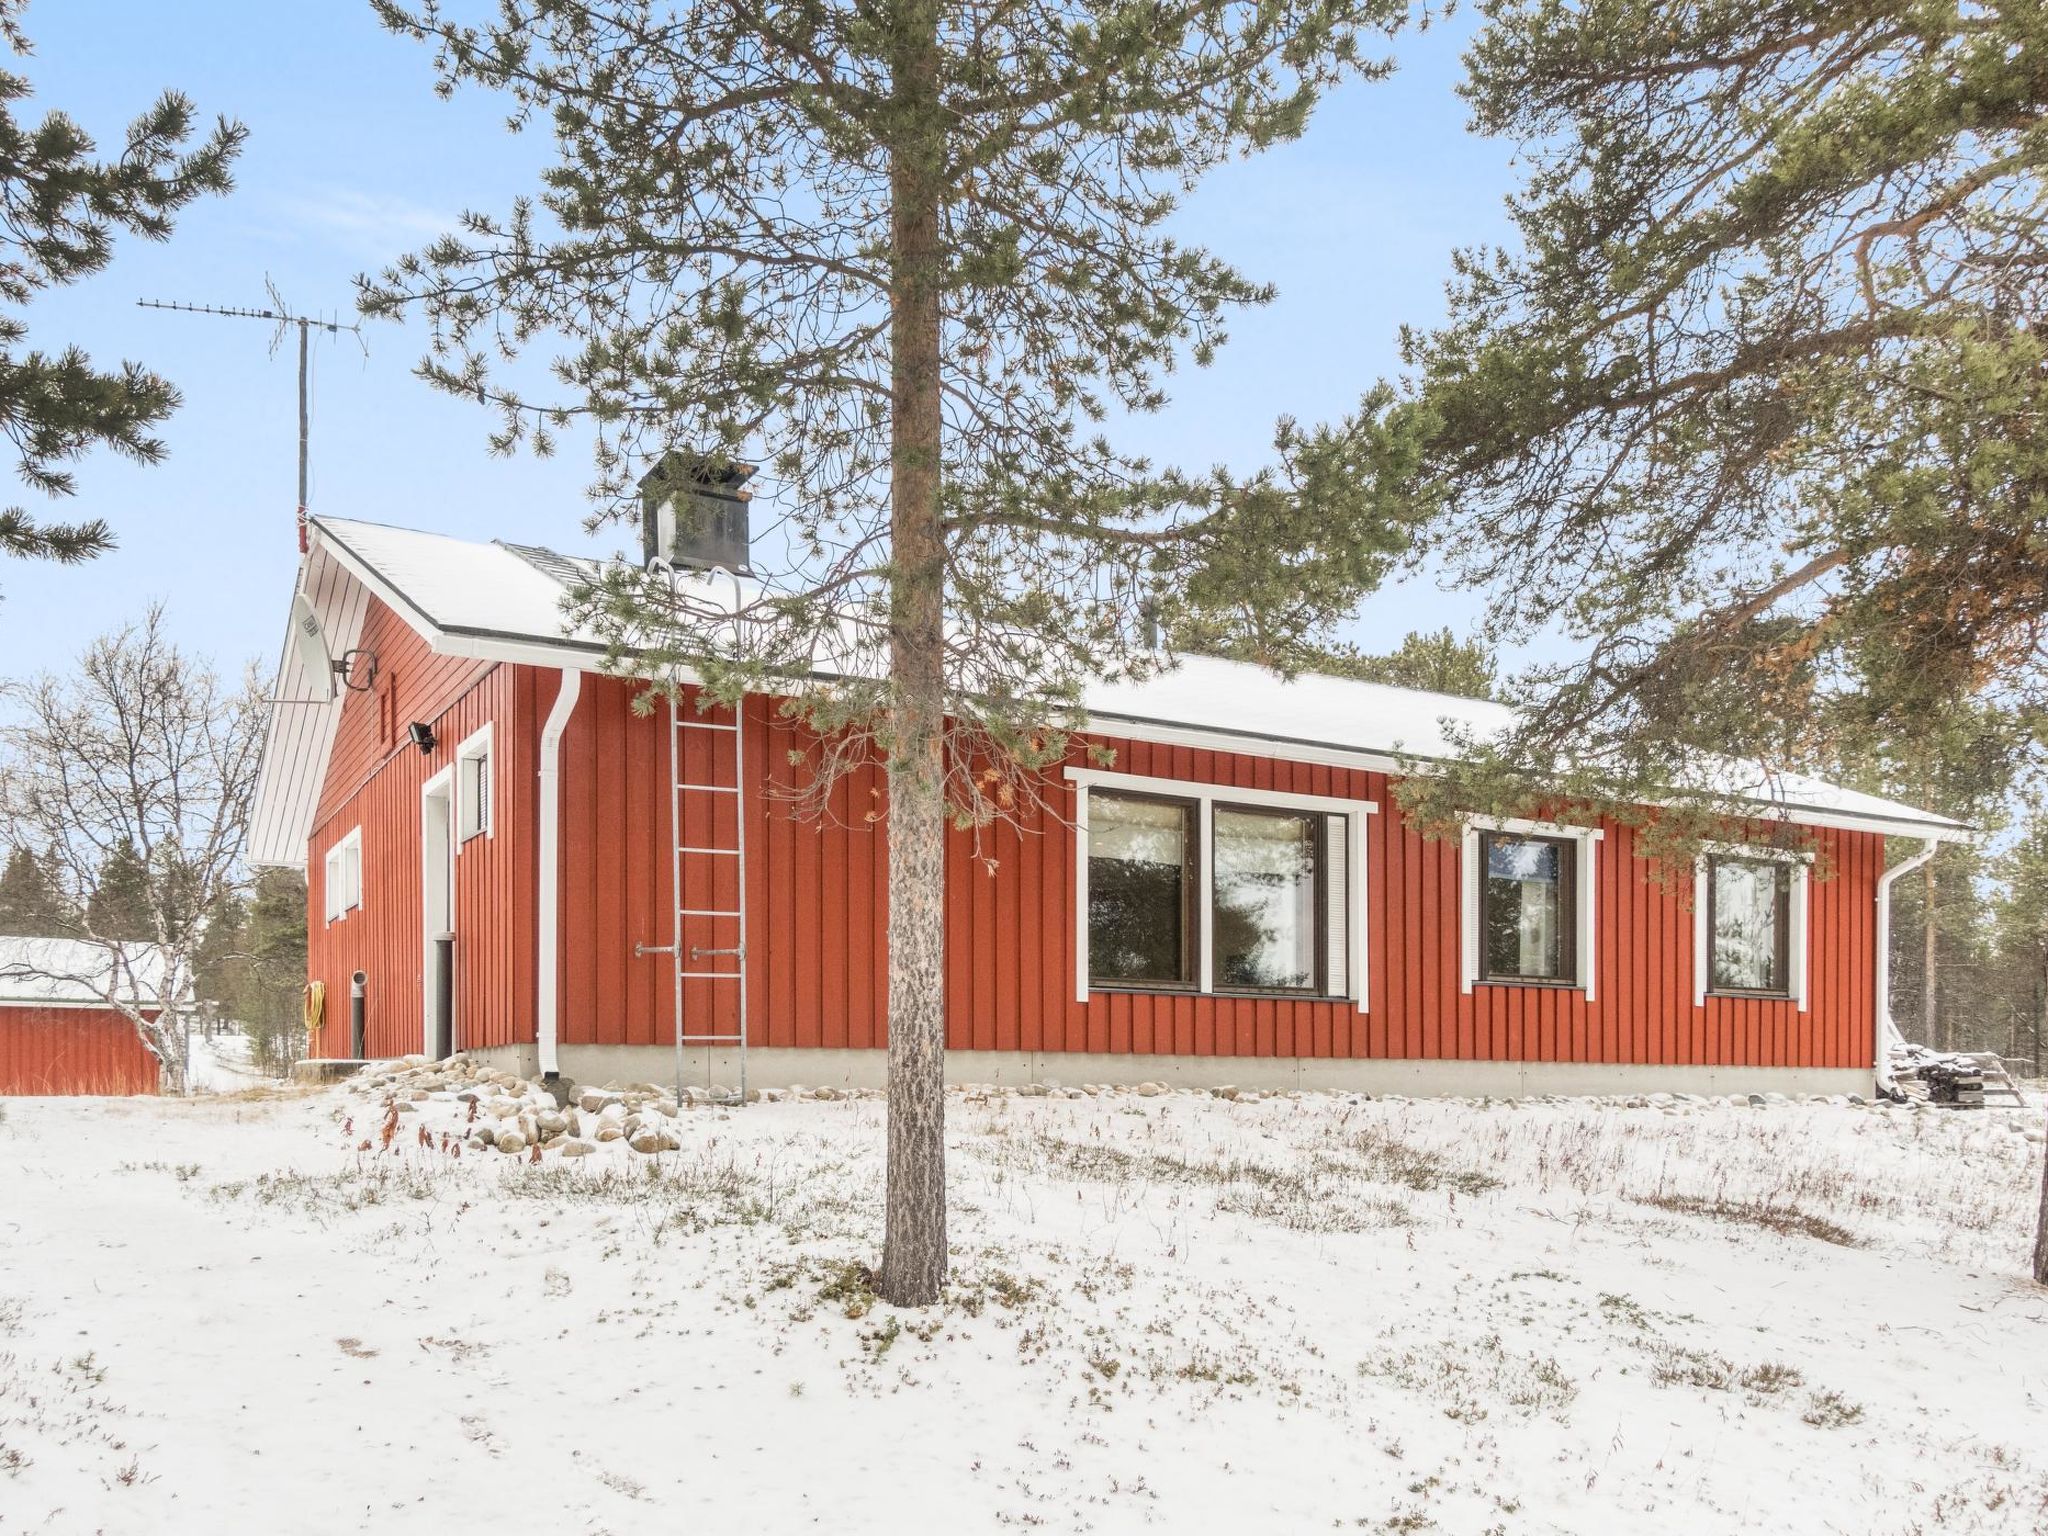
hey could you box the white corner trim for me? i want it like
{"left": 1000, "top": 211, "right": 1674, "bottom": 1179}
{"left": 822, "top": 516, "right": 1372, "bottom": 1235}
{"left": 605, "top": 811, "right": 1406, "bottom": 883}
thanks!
{"left": 1460, "top": 828, "right": 1481, "bottom": 994}
{"left": 1073, "top": 782, "right": 1090, "bottom": 1004}
{"left": 537, "top": 670, "right": 582, "bottom": 1077}
{"left": 1067, "top": 766, "right": 1375, "bottom": 1006}
{"left": 1693, "top": 862, "right": 1710, "bottom": 1008}
{"left": 1793, "top": 863, "right": 1810, "bottom": 1013}
{"left": 1350, "top": 810, "right": 1369, "bottom": 1015}
{"left": 1691, "top": 846, "right": 1813, "bottom": 1011}
{"left": 1460, "top": 818, "right": 1600, "bottom": 999}
{"left": 1198, "top": 806, "right": 1216, "bottom": 996}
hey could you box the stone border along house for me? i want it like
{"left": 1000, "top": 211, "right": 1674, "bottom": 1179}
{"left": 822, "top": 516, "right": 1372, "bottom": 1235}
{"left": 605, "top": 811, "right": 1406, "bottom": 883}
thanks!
{"left": 0, "top": 936, "right": 172, "bottom": 1096}
{"left": 248, "top": 471, "right": 1968, "bottom": 1100}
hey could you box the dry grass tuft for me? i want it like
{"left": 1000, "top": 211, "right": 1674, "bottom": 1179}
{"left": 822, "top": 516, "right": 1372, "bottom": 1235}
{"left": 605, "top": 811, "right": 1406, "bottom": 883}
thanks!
{"left": 1637, "top": 1193, "right": 1859, "bottom": 1246}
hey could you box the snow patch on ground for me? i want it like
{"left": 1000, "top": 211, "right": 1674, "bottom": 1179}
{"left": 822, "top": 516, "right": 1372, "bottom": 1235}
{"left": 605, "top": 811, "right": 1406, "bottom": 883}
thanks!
{"left": 182, "top": 1030, "right": 267, "bottom": 1095}
{"left": 2, "top": 1070, "right": 2046, "bottom": 1533}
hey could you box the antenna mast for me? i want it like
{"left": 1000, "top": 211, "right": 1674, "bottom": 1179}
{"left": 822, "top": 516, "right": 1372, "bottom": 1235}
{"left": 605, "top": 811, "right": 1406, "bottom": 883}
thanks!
{"left": 137, "top": 277, "right": 364, "bottom": 553}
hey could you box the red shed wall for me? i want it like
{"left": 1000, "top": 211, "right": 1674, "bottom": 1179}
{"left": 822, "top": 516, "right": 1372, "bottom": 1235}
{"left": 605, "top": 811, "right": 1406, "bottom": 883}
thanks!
{"left": 304, "top": 598, "right": 540, "bottom": 1058}
{"left": 548, "top": 682, "right": 1882, "bottom": 1070}
{"left": 0, "top": 1005, "right": 160, "bottom": 1095}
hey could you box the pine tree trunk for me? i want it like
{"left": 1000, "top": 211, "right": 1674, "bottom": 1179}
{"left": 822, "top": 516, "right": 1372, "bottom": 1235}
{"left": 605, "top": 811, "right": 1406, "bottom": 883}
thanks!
{"left": 876, "top": 0, "right": 949, "bottom": 1309}
{"left": 1923, "top": 862, "right": 1939, "bottom": 1049}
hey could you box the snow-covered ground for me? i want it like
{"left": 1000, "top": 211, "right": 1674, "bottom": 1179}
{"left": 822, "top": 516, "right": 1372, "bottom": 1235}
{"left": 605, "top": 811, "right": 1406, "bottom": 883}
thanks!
{"left": 181, "top": 1029, "right": 268, "bottom": 1095}
{"left": 3, "top": 1065, "right": 2047, "bottom": 1535}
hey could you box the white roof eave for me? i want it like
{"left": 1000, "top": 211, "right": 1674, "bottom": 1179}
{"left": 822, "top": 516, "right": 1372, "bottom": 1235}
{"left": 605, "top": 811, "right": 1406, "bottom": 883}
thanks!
{"left": 278, "top": 514, "right": 1972, "bottom": 848}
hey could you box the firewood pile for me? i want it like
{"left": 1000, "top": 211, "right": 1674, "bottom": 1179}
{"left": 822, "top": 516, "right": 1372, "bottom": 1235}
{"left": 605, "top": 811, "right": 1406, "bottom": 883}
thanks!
{"left": 1887, "top": 1043, "right": 2027, "bottom": 1108}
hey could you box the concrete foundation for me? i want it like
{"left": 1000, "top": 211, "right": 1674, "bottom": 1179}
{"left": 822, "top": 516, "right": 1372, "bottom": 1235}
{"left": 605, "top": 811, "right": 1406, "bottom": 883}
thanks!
{"left": 444, "top": 1043, "right": 1872, "bottom": 1100}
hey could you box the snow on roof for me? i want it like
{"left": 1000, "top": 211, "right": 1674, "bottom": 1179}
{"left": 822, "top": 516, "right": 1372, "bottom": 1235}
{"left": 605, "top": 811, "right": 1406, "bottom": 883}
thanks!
{"left": 316, "top": 517, "right": 612, "bottom": 654}
{"left": 286, "top": 514, "right": 1968, "bottom": 844}
{"left": 1084, "top": 654, "right": 1970, "bottom": 836}
{"left": 0, "top": 936, "right": 176, "bottom": 1007}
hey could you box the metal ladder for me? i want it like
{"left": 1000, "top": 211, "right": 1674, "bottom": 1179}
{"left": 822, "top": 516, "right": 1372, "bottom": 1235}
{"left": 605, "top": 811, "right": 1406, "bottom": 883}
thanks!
{"left": 634, "top": 569, "right": 750, "bottom": 1106}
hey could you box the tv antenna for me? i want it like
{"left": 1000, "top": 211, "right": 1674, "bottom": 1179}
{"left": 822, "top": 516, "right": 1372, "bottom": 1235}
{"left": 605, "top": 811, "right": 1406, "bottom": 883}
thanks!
{"left": 137, "top": 277, "right": 365, "bottom": 553}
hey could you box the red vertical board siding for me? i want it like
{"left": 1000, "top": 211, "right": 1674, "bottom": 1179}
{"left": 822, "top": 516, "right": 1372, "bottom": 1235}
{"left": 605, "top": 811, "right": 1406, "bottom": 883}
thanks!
{"left": 551, "top": 684, "right": 887, "bottom": 1053}
{"left": 0, "top": 1006, "right": 160, "bottom": 1094}
{"left": 306, "top": 602, "right": 1887, "bottom": 1071}
{"left": 304, "top": 602, "right": 534, "bottom": 1060}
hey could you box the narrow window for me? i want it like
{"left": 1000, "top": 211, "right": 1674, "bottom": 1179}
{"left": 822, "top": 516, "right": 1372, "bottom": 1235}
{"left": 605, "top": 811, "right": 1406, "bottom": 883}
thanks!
{"left": 1212, "top": 806, "right": 1322, "bottom": 992}
{"left": 325, "top": 829, "right": 362, "bottom": 921}
{"left": 1088, "top": 792, "right": 1196, "bottom": 988}
{"left": 456, "top": 728, "right": 492, "bottom": 842}
{"left": 1479, "top": 832, "right": 1575, "bottom": 984}
{"left": 324, "top": 844, "right": 343, "bottom": 922}
{"left": 1708, "top": 856, "right": 1792, "bottom": 996}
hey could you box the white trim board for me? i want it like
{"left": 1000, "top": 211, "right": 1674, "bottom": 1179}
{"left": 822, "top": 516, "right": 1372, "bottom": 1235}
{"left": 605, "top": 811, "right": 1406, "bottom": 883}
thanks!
{"left": 1692, "top": 846, "right": 1812, "bottom": 1012}
{"left": 1460, "top": 817, "right": 1601, "bottom": 1000}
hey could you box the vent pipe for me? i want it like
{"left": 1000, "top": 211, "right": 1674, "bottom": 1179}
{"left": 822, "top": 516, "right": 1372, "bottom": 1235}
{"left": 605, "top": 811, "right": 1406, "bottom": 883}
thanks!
{"left": 1874, "top": 838, "right": 1940, "bottom": 1096}
{"left": 536, "top": 668, "right": 583, "bottom": 1082}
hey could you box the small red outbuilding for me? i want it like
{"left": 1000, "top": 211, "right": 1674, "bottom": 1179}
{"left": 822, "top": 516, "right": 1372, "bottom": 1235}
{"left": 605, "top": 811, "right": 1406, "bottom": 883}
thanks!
{"left": 0, "top": 936, "right": 165, "bottom": 1096}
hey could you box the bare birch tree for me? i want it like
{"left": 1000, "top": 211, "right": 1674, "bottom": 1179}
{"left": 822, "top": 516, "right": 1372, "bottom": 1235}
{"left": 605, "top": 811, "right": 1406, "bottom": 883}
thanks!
{"left": 0, "top": 606, "right": 261, "bottom": 1089}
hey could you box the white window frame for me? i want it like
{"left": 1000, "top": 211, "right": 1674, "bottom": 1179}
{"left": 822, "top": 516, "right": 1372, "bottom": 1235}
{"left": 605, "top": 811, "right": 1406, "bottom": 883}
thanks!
{"left": 1065, "top": 766, "right": 1377, "bottom": 1011}
{"left": 323, "top": 826, "right": 363, "bottom": 924}
{"left": 455, "top": 723, "right": 493, "bottom": 844}
{"left": 1460, "top": 816, "right": 1602, "bottom": 998}
{"left": 1693, "top": 843, "right": 1811, "bottom": 1012}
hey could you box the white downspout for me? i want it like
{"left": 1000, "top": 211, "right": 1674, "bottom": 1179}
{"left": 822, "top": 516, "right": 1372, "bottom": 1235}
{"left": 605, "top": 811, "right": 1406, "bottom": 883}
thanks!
{"left": 1874, "top": 837, "right": 1940, "bottom": 1095}
{"left": 537, "top": 668, "right": 582, "bottom": 1081}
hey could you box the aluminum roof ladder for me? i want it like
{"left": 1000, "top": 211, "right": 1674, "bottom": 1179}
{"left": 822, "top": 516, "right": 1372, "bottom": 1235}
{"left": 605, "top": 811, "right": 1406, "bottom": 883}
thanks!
{"left": 633, "top": 582, "right": 751, "bottom": 1108}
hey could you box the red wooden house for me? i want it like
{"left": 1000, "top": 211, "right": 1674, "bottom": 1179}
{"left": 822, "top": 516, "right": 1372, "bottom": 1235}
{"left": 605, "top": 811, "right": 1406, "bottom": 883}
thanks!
{"left": 250, "top": 502, "right": 1966, "bottom": 1098}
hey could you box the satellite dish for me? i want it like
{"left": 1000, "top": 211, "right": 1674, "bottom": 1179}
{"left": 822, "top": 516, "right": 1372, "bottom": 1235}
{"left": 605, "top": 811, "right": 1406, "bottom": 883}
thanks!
{"left": 290, "top": 593, "right": 336, "bottom": 704}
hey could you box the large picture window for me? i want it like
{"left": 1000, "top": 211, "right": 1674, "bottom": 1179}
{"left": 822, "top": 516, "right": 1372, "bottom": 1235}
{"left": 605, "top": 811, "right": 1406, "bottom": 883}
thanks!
{"left": 1477, "top": 831, "right": 1578, "bottom": 985}
{"left": 1707, "top": 855, "right": 1792, "bottom": 997}
{"left": 1087, "top": 793, "right": 1196, "bottom": 987}
{"left": 1212, "top": 807, "right": 1322, "bottom": 992}
{"left": 1083, "top": 782, "right": 1358, "bottom": 999}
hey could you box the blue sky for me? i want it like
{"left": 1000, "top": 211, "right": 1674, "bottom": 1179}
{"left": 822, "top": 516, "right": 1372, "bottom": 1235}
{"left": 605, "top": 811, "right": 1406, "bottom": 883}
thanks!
{"left": 0, "top": 1, "right": 1517, "bottom": 682}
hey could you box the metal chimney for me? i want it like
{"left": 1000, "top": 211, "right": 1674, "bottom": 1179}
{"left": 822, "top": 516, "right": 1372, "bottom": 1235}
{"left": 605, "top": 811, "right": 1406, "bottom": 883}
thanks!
{"left": 639, "top": 454, "right": 755, "bottom": 574}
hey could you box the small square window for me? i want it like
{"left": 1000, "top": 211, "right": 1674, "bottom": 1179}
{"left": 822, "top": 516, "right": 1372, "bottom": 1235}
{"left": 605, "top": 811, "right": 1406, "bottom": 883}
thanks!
{"left": 1478, "top": 831, "right": 1577, "bottom": 984}
{"left": 1708, "top": 855, "right": 1792, "bottom": 997}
